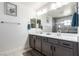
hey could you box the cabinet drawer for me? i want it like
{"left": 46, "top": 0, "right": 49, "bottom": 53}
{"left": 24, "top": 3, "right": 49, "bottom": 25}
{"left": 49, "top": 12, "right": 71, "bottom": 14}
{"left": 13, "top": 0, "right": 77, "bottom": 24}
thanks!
{"left": 36, "top": 36, "right": 42, "bottom": 40}
{"left": 29, "top": 35, "right": 36, "bottom": 39}
{"left": 48, "top": 38, "right": 59, "bottom": 44}
{"left": 59, "top": 40, "right": 74, "bottom": 48}
{"left": 29, "top": 35, "right": 32, "bottom": 38}
{"left": 42, "top": 37, "right": 48, "bottom": 42}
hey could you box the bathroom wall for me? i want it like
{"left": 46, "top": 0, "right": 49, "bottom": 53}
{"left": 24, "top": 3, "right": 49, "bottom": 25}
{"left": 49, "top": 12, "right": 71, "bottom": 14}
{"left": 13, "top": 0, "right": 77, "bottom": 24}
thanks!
{"left": 0, "top": 2, "right": 36, "bottom": 53}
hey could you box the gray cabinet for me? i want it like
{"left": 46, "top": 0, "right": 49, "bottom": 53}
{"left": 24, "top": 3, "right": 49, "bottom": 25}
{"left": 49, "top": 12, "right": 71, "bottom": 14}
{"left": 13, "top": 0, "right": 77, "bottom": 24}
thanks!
{"left": 35, "top": 36, "right": 42, "bottom": 52}
{"left": 41, "top": 37, "right": 52, "bottom": 56}
{"left": 53, "top": 40, "right": 78, "bottom": 56}
{"left": 29, "top": 35, "right": 36, "bottom": 49}
{"left": 29, "top": 35, "right": 78, "bottom": 56}
{"left": 48, "top": 38, "right": 78, "bottom": 56}
{"left": 53, "top": 45, "right": 73, "bottom": 56}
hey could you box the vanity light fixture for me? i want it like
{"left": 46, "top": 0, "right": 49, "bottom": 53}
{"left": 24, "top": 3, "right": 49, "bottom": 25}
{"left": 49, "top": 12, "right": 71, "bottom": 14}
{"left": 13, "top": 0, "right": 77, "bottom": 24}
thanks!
{"left": 37, "top": 10, "right": 42, "bottom": 16}
{"left": 42, "top": 8, "right": 47, "bottom": 14}
{"left": 37, "top": 8, "right": 47, "bottom": 16}
{"left": 50, "top": 3, "right": 57, "bottom": 10}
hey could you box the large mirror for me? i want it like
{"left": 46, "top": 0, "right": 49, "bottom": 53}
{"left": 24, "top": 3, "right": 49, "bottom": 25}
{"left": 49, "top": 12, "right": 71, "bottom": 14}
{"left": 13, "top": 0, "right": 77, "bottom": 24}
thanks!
{"left": 37, "top": 2, "right": 78, "bottom": 33}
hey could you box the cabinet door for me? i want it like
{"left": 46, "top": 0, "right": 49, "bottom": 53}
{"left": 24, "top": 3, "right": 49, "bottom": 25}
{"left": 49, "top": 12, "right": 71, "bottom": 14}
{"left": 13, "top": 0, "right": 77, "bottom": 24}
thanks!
{"left": 53, "top": 45, "right": 74, "bottom": 56}
{"left": 42, "top": 40, "right": 52, "bottom": 56}
{"left": 35, "top": 36, "right": 41, "bottom": 52}
{"left": 29, "top": 35, "right": 35, "bottom": 49}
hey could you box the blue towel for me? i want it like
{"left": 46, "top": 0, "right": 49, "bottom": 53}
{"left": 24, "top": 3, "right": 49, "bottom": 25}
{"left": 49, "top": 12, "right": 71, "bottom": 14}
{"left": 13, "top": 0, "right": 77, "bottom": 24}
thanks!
{"left": 71, "top": 12, "right": 78, "bottom": 27}
{"left": 27, "top": 24, "right": 31, "bottom": 30}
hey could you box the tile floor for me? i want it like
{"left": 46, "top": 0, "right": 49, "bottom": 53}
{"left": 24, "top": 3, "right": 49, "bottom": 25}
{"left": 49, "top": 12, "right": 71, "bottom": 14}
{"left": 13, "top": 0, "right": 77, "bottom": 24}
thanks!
{"left": 23, "top": 49, "right": 43, "bottom": 56}
{"left": 0, "top": 48, "right": 43, "bottom": 56}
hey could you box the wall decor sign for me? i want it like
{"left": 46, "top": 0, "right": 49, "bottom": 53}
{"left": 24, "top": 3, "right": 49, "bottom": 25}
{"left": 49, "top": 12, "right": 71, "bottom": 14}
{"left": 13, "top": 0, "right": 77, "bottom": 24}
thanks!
{"left": 4, "top": 2, "right": 17, "bottom": 16}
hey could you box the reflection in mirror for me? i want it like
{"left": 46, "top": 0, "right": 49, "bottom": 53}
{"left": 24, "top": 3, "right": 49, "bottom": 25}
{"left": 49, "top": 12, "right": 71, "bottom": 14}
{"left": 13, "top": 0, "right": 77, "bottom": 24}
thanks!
{"left": 37, "top": 2, "right": 78, "bottom": 34}
{"left": 52, "top": 2, "right": 78, "bottom": 33}
{"left": 30, "top": 18, "right": 36, "bottom": 28}
{"left": 53, "top": 16, "right": 78, "bottom": 33}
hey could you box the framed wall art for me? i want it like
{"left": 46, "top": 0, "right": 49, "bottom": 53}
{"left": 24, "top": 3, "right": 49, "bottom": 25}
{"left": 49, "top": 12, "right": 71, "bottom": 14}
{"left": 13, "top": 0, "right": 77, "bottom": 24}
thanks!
{"left": 30, "top": 18, "right": 36, "bottom": 28}
{"left": 4, "top": 2, "right": 17, "bottom": 16}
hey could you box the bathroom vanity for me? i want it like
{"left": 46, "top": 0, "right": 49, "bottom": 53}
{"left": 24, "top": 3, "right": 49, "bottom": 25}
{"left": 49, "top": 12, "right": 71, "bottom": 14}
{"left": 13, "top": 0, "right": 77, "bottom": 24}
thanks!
{"left": 29, "top": 32, "right": 78, "bottom": 56}
{"left": 28, "top": 2, "right": 79, "bottom": 56}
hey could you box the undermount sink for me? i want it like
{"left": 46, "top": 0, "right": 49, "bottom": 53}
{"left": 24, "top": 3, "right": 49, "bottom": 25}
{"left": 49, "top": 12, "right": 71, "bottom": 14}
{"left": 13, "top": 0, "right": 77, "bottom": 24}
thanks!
{"left": 39, "top": 32, "right": 43, "bottom": 34}
{"left": 39, "top": 32, "right": 51, "bottom": 35}
{"left": 46, "top": 33, "right": 51, "bottom": 35}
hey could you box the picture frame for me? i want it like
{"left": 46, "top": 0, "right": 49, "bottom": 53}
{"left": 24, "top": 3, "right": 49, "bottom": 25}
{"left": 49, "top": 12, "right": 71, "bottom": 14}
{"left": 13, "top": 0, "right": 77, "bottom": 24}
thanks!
{"left": 30, "top": 18, "right": 36, "bottom": 28}
{"left": 4, "top": 2, "right": 17, "bottom": 16}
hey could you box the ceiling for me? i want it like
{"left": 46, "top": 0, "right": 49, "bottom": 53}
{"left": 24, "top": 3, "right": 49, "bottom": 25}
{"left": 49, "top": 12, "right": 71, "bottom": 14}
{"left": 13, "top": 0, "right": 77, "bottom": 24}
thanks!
{"left": 20, "top": 2, "right": 47, "bottom": 11}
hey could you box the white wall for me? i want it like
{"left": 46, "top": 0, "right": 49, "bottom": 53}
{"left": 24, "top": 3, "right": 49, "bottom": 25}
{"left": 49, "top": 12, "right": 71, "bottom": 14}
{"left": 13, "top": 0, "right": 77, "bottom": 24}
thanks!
{"left": 0, "top": 2, "right": 36, "bottom": 53}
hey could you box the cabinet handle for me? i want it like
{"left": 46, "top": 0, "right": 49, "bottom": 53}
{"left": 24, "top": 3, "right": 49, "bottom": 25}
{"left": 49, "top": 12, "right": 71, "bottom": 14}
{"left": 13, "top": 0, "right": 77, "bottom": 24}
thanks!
{"left": 34, "top": 39, "right": 35, "bottom": 43}
{"left": 43, "top": 39, "right": 45, "bottom": 41}
{"left": 50, "top": 46, "right": 52, "bottom": 50}
{"left": 54, "top": 47, "right": 56, "bottom": 51}
{"left": 63, "top": 43, "right": 70, "bottom": 46}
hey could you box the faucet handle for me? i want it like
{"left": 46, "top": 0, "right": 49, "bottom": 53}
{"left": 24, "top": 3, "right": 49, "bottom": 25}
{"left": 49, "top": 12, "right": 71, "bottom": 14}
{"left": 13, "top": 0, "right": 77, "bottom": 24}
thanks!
{"left": 57, "top": 33, "right": 61, "bottom": 36}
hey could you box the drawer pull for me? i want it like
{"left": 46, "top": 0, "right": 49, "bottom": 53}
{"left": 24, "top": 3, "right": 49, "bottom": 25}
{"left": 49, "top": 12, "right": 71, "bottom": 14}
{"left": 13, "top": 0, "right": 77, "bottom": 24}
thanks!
{"left": 54, "top": 47, "right": 56, "bottom": 51}
{"left": 34, "top": 39, "right": 35, "bottom": 43}
{"left": 50, "top": 46, "right": 52, "bottom": 50}
{"left": 43, "top": 39, "right": 46, "bottom": 41}
{"left": 63, "top": 43, "right": 70, "bottom": 46}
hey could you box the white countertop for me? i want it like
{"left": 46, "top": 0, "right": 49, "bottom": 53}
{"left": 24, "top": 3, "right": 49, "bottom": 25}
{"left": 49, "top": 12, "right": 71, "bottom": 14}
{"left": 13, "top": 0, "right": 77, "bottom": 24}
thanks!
{"left": 29, "top": 31, "right": 78, "bottom": 42}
